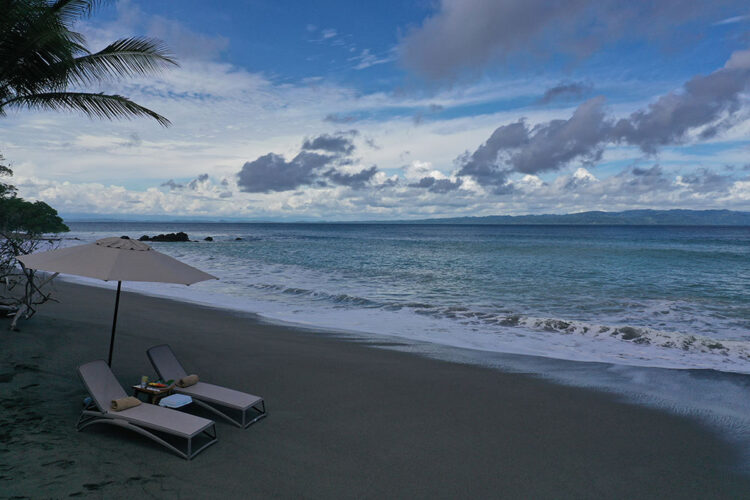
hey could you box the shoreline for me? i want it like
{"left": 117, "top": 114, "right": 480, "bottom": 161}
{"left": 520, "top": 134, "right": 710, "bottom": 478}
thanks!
{"left": 52, "top": 275, "right": 750, "bottom": 454}
{"left": 56, "top": 272, "right": 750, "bottom": 376}
{"left": 2, "top": 281, "right": 750, "bottom": 497}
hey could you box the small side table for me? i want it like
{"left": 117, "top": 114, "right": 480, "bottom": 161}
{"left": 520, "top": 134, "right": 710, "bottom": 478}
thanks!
{"left": 132, "top": 384, "right": 174, "bottom": 405}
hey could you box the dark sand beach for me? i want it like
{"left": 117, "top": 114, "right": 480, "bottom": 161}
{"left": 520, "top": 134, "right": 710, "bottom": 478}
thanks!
{"left": 1, "top": 281, "right": 749, "bottom": 499}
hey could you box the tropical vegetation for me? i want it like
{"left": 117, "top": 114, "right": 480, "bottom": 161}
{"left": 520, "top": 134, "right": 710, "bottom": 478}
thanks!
{"left": 0, "top": 0, "right": 177, "bottom": 125}
{"left": 0, "top": 160, "right": 69, "bottom": 329}
{"left": 0, "top": 0, "right": 178, "bottom": 328}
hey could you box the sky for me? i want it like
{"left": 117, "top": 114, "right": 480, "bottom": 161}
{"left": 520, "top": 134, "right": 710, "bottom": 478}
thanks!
{"left": 2, "top": 0, "right": 750, "bottom": 221}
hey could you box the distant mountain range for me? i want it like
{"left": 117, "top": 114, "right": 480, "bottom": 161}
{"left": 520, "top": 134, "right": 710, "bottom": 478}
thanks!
{"left": 63, "top": 209, "right": 750, "bottom": 225}
{"left": 381, "top": 209, "right": 750, "bottom": 226}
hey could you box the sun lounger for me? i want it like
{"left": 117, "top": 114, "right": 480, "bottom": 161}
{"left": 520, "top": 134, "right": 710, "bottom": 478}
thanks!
{"left": 147, "top": 344, "right": 267, "bottom": 428}
{"left": 76, "top": 360, "right": 218, "bottom": 460}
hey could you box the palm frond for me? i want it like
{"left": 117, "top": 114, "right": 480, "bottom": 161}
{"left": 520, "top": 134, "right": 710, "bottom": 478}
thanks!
{"left": 0, "top": 0, "right": 175, "bottom": 126}
{"left": 66, "top": 37, "right": 178, "bottom": 86}
{"left": 2, "top": 91, "right": 171, "bottom": 126}
{"left": 0, "top": 0, "right": 88, "bottom": 93}
{"left": 50, "top": 0, "right": 111, "bottom": 21}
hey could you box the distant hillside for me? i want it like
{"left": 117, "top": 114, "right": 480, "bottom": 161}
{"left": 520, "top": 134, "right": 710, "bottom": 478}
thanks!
{"left": 388, "top": 210, "right": 750, "bottom": 226}
{"left": 62, "top": 209, "right": 750, "bottom": 225}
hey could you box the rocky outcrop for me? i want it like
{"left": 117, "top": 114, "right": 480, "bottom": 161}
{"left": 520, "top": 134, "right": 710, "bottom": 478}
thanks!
{"left": 138, "top": 232, "right": 190, "bottom": 242}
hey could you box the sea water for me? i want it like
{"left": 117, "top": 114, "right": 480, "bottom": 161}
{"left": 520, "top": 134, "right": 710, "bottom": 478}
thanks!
{"left": 63, "top": 222, "right": 750, "bottom": 373}
{"left": 57, "top": 222, "right": 750, "bottom": 458}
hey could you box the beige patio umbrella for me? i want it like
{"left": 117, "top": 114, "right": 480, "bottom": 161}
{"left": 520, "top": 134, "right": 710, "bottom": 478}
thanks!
{"left": 17, "top": 236, "right": 217, "bottom": 365}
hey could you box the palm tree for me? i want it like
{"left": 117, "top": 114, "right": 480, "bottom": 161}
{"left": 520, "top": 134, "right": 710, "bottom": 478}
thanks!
{"left": 0, "top": 0, "right": 177, "bottom": 126}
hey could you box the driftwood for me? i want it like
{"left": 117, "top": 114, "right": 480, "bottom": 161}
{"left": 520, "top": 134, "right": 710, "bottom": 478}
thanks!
{"left": 3, "top": 271, "right": 59, "bottom": 330}
{"left": 0, "top": 233, "right": 60, "bottom": 330}
{"left": 9, "top": 304, "right": 28, "bottom": 331}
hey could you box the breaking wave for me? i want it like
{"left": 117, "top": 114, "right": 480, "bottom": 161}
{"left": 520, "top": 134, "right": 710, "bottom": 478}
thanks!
{"left": 203, "top": 280, "right": 750, "bottom": 373}
{"left": 60, "top": 222, "right": 750, "bottom": 374}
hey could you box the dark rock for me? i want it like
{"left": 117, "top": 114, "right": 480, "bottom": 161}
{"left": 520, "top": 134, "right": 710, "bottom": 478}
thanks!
{"left": 204, "top": 236, "right": 213, "bottom": 241}
{"left": 139, "top": 232, "right": 190, "bottom": 242}
{"left": 499, "top": 314, "right": 521, "bottom": 326}
{"left": 543, "top": 319, "right": 570, "bottom": 331}
{"left": 235, "top": 237, "right": 243, "bottom": 241}
{"left": 617, "top": 326, "right": 641, "bottom": 340}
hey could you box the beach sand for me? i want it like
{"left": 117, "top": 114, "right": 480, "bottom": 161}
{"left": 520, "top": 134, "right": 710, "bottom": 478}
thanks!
{"left": 1, "top": 281, "right": 748, "bottom": 499}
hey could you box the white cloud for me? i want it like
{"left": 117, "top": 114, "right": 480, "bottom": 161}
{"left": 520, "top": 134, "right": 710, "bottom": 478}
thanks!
{"left": 13, "top": 162, "right": 750, "bottom": 220}
{"left": 398, "top": 0, "right": 739, "bottom": 80}
{"left": 350, "top": 48, "right": 396, "bottom": 70}
{"left": 86, "top": 0, "right": 228, "bottom": 61}
{"left": 401, "top": 161, "right": 440, "bottom": 181}
{"left": 572, "top": 167, "right": 597, "bottom": 182}
{"left": 713, "top": 14, "right": 750, "bottom": 26}
{"left": 2, "top": 0, "right": 750, "bottom": 221}
{"left": 321, "top": 29, "right": 338, "bottom": 39}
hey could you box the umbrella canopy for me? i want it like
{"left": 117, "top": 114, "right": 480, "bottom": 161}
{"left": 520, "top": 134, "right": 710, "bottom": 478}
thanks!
{"left": 18, "top": 236, "right": 217, "bottom": 365}
{"left": 17, "top": 236, "right": 215, "bottom": 284}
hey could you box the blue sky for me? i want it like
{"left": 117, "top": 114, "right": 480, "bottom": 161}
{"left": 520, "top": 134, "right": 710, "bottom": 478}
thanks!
{"left": 3, "top": 0, "right": 750, "bottom": 220}
{"left": 99, "top": 0, "right": 425, "bottom": 92}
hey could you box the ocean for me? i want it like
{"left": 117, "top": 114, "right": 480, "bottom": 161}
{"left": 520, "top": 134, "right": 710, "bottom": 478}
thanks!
{"left": 52, "top": 222, "right": 750, "bottom": 455}
{"left": 63, "top": 222, "right": 750, "bottom": 373}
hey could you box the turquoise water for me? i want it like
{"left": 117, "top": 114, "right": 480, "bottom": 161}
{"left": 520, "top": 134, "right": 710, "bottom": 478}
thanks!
{"left": 65, "top": 223, "right": 750, "bottom": 372}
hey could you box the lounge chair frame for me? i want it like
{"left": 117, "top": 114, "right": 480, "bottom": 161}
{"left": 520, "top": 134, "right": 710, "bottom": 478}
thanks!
{"left": 76, "top": 404, "right": 217, "bottom": 460}
{"left": 147, "top": 344, "right": 267, "bottom": 428}
{"left": 77, "top": 360, "right": 218, "bottom": 460}
{"left": 199, "top": 396, "right": 266, "bottom": 428}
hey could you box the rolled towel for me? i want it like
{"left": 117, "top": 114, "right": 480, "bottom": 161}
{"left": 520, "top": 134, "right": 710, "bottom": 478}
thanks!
{"left": 177, "top": 374, "right": 199, "bottom": 388}
{"left": 110, "top": 396, "right": 141, "bottom": 411}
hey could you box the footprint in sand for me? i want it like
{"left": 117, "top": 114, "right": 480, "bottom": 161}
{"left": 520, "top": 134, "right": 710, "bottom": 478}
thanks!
{"left": 41, "top": 459, "right": 75, "bottom": 470}
{"left": 82, "top": 480, "right": 113, "bottom": 491}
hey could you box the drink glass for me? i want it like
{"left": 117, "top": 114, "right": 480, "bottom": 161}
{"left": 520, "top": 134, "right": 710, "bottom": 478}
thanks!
{"left": 140, "top": 375, "right": 148, "bottom": 388}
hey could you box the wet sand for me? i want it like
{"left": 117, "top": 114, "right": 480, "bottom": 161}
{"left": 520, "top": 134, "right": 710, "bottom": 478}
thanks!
{"left": 1, "top": 281, "right": 748, "bottom": 499}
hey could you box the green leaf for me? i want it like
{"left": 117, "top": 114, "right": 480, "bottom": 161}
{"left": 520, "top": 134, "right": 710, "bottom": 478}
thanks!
{"left": 0, "top": 0, "right": 175, "bottom": 126}
{"left": 67, "top": 37, "right": 178, "bottom": 86}
{"left": 0, "top": 197, "right": 69, "bottom": 235}
{"left": 2, "top": 91, "right": 172, "bottom": 126}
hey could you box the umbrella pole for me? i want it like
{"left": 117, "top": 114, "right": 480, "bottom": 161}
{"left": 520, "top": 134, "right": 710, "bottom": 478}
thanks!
{"left": 107, "top": 281, "right": 122, "bottom": 366}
